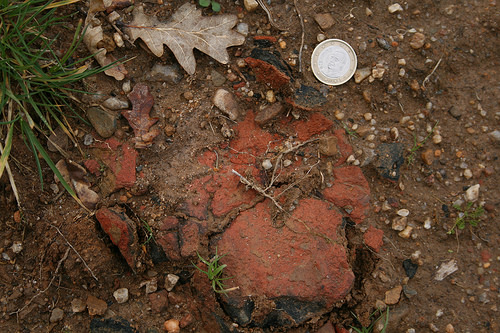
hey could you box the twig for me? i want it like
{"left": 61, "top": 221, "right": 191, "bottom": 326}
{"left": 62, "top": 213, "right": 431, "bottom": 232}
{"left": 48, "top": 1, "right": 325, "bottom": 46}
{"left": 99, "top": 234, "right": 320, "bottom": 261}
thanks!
{"left": 422, "top": 57, "right": 442, "bottom": 88}
{"left": 256, "top": 0, "right": 288, "bottom": 31}
{"left": 10, "top": 247, "right": 70, "bottom": 320}
{"left": 232, "top": 169, "right": 283, "bottom": 210}
{"left": 294, "top": 0, "right": 305, "bottom": 72}
{"left": 50, "top": 224, "right": 98, "bottom": 281}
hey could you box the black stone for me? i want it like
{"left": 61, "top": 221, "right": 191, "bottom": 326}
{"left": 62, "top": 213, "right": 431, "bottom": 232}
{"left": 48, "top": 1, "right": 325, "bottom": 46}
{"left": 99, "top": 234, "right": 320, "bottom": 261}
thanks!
{"left": 402, "top": 259, "right": 418, "bottom": 279}
{"left": 90, "top": 317, "right": 138, "bottom": 333}
{"left": 249, "top": 48, "right": 292, "bottom": 78}
{"left": 374, "top": 143, "right": 405, "bottom": 181}
{"left": 293, "top": 85, "right": 327, "bottom": 109}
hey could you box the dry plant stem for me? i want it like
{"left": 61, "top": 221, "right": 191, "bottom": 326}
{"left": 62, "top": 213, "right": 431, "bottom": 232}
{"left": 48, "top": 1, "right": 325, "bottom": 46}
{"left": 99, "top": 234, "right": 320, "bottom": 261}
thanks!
{"left": 256, "top": 0, "right": 288, "bottom": 31}
{"left": 423, "top": 57, "right": 442, "bottom": 88}
{"left": 50, "top": 224, "right": 99, "bottom": 281}
{"left": 0, "top": 142, "right": 20, "bottom": 208}
{"left": 232, "top": 169, "right": 283, "bottom": 210}
{"left": 11, "top": 247, "right": 70, "bottom": 321}
{"left": 294, "top": 0, "right": 305, "bottom": 72}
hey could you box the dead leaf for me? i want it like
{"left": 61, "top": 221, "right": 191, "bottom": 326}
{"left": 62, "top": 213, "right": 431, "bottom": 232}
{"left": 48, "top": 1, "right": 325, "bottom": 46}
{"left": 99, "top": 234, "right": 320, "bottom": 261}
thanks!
{"left": 55, "top": 160, "right": 100, "bottom": 209}
{"left": 83, "top": 0, "right": 128, "bottom": 80}
{"left": 125, "top": 3, "right": 245, "bottom": 75}
{"left": 121, "top": 84, "right": 160, "bottom": 148}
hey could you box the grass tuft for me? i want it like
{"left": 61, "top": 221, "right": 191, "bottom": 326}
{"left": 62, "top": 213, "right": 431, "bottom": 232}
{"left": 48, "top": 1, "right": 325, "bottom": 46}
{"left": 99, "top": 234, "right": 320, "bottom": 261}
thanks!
{"left": 192, "top": 247, "right": 239, "bottom": 294}
{"left": 0, "top": 0, "right": 114, "bottom": 207}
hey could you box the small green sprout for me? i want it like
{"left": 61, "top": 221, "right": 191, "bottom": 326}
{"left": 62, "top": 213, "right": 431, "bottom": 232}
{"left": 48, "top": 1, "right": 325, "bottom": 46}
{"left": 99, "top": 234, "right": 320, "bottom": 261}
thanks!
{"left": 199, "top": 0, "right": 221, "bottom": 12}
{"left": 351, "top": 307, "right": 389, "bottom": 333}
{"left": 140, "top": 219, "right": 154, "bottom": 245}
{"left": 192, "top": 247, "right": 238, "bottom": 294}
{"left": 447, "top": 202, "right": 485, "bottom": 235}
{"left": 407, "top": 121, "right": 439, "bottom": 165}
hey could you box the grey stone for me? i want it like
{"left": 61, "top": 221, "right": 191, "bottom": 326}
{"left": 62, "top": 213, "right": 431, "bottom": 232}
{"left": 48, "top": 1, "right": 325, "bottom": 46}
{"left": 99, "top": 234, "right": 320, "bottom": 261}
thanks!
{"left": 87, "top": 107, "right": 117, "bottom": 138}
{"left": 211, "top": 70, "right": 226, "bottom": 87}
{"left": 50, "top": 308, "right": 64, "bottom": 323}
{"left": 147, "top": 64, "right": 183, "bottom": 84}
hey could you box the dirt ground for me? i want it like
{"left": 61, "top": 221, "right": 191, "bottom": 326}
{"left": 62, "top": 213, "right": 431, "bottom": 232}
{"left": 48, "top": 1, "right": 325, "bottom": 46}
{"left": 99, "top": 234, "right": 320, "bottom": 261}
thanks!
{"left": 0, "top": 0, "right": 499, "bottom": 332}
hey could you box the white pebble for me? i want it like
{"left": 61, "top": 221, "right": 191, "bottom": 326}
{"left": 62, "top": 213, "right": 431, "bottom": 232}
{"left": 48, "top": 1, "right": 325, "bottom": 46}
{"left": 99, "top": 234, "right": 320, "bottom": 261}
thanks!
{"left": 465, "top": 184, "right": 480, "bottom": 202}
{"left": 165, "top": 274, "right": 180, "bottom": 291}
{"left": 347, "top": 155, "right": 356, "bottom": 164}
{"left": 463, "top": 169, "right": 473, "bottom": 179}
{"left": 364, "top": 113, "right": 373, "bottom": 121}
{"left": 11, "top": 241, "right": 23, "bottom": 254}
{"left": 399, "top": 68, "right": 406, "bottom": 77}
{"left": 113, "top": 288, "right": 129, "bottom": 304}
{"left": 398, "top": 58, "right": 407, "bottom": 66}
{"left": 102, "top": 97, "right": 129, "bottom": 110}
{"left": 397, "top": 208, "right": 409, "bottom": 217}
{"left": 283, "top": 159, "right": 292, "bottom": 167}
{"left": 113, "top": 32, "right": 124, "bottom": 48}
{"left": 122, "top": 81, "right": 131, "bottom": 94}
{"left": 424, "top": 217, "right": 432, "bottom": 229}
{"left": 432, "top": 134, "right": 442, "bottom": 144}
{"left": 317, "top": 33, "right": 326, "bottom": 42}
{"left": 266, "top": 90, "right": 276, "bottom": 103}
{"left": 262, "top": 159, "right": 273, "bottom": 170}
{"left": 388, "top": 3, "right": 403, "bottom": 13}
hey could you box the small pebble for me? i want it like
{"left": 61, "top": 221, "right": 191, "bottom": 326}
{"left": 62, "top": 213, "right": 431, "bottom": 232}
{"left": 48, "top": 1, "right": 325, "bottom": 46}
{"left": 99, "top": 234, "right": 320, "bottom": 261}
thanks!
{"left": 399, "top": 68, "right": 406, "bottom": 77}
{"left": 283, "top": 159, "right": 292, "bottom": 167}
{"left": 465, "top": 184, "right": 480, "bottom": 202}
{"left": 424, "top": 217, "right": 432, "bottom": 229}
{"left": 49, "top": 308, "right": 64, "bottom": 323}
{"left": 397, "top": 209, "right": 409, "bottom": 217}
{"left": 213, "top": 89, "right": 240, "bottom": 120}
{"left": 365, "top": 7, "right": 373, "bottom": 16}
{"left": 421, "top": 149, "right": 434, "bottom": 165}
{"left": 390, "top": 127, "right": 399, "bottom": 140}
{"left": 183, "top": 91, "right": 194, "bottom": 101}
{"left": 236, "top": 22, "right": 249, "bottom": 36}
{"left": 363, "top": 113, "right": 373, "bottom": 121}
{"left": 164, "top": 319, "right": 181, "bottom": 333}
{"left": 445, "top": 324, "right": 455, "bottom": 333}
{"left": 398, "top": 58, "right": 407, "bottom": 66}
{"left": 113, "top": 288, "right": 129, "bottom": 304}
{"left": 165, "top": 274, "right": 180, "bottom": 292}
{"left": 314, "top": 13, "right": 335, "bottom": 30}
{"left": 102, "top": 97, "right": 128, "bottom": 110}
{"left": 122, "top": 81, "right": 131, "bottom": 94}
{"left": 398, "top": 225, "right": 413, "bottom": 238}
{"left": 463, "top": 169, "right": 473, "bottom": 179}
{"left": 244, "top": 0, "right": 259, "bottom": 12}
{"left": 317, "top": 33, "right": 326, "bottom": 42}
{"left": 388, "top": 3, "right": 403, "bottom": 13}
{"left": 410, "top": 32, "right": 426, "bottom": 49}
{"left": 384, "top": 285, "right": 402, "bottom": 305}
{"left": 266, "top": 90, "right": 276, "bottom": 103}
{"left": 433, "top": 134, "right": 442, "bottom": 144}
{"left": 279, "top": 41, "right": 286, "bottom": 49}
{"left": 11, "top": 241, "right": 22, "bottom": 254}
{"left": 392, "top": 216, "right": 407, "bottom": 231}
{"left": 262, "top": 159, "right": 273, "bottom": 170}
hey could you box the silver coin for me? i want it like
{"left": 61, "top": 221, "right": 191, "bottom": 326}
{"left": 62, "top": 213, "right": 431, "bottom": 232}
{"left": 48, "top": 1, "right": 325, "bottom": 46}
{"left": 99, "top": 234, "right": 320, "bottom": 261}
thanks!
{"left": 311, "top": 39, "right": 357, "bottom": 86}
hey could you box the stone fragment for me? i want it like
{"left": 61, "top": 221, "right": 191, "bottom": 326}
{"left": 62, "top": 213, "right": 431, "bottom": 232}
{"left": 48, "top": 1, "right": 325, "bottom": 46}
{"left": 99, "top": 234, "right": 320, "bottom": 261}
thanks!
{"left": 212, "top": 88, "right": 240, "bottom": 120}
{"left": 465, "top": 184, "right": 480, "bottom": 202}
{"left": 402, "top": 259, "right": 418, "bottom": 278}
{"left": 113, "top": 288, "right": 129, "bottom": 304}
{"left": 102, "top": 97, "right": 128, "bottom": 110}
{"left": 398, "top": 225, "right": 413, "bottom": 238}
{"left": 403, "top": 285, "right": 417, "bottom": 299}
{"left": 147, "top": 64, "right": 182, "bottom": 84}
{"left": 50, "top": 308, "right": 64, "bottom": 323}
{"left": 236, "top": 22, "right": 249, "bottom": 36}
{"left": 71, "top": 298, "right": 87, "bottom": 313}
{"left": 262, "top": 159, "right": 273, "bottom": 170}
{"left": 388, "top": 3, "right": 403, "bottom": 13}
{"left": 421, "top": 149, "right": 434, "bottom": 165}
{"left": 140, "top": 278, "right": 158, "bottom": 294}
{"left": 354, "top": 67, "right": 371, "bottom": 84}
{"left": 211, "top": 69, "right": 226, "bottom": 86}
{"left": 95, "top": 207, "right": 140, "bottom": 271}
{"left": 433, "top": 134, "right": 442, "bottom": 144}
{"left": 244, "top": 0, "right": 259, "bottom": 12}
{"left": 435, "top": 259, "right": 458, "bottom": 281}
{"left": 266, "top": 90, "right": 276, "bottom": 103}
{"left": 164, "top": 319, "right": 180, "bottom": 333}
{"left": 314, "top": 13, "right": 335, "bottom": 30}
{"left": 445, "top": 324, "right": 455, "bottom": 333}
{"left": 47, "top": 127, "right": 70, "bottom": 152}
{"left": 385, "top": 285, "right": 402, "bottom": 305}
{"left": 397, "top": 209, "right": 409, "bottom": 217}
{"left": 371, "top": 63, "right": 386, "bottom": 79}
{"left": 292, "top": 85, "right": 327, "bottom": 110}
{"left": 392, "top": 216, "right": 407, "bottom": 231}
{"left": 488, "top": 130, "right": 500, "bottom": 141}
{"left": 87, "top": 295, "right": 108, "bottom": 316}
{"left": 255, "top": 103, "right": 284, "bottom": 125}
{"left": 87, "top": 107, "right": 117, "bottom": 138}
{"left": 410, "top": 32, "right": 426, "bottom": 49}
{"left": 374, "top": 143, "right": 405, "bottom": 181}
{"left": 319, "top": 136, "right": 339, "bottom": 156}
{"left": 165, "top": 274, "right": 180, "bottom": 291}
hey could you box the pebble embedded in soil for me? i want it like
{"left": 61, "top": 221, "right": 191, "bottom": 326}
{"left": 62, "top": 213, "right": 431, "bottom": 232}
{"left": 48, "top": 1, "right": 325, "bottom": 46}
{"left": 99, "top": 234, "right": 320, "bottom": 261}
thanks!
{"left": 397, "top": 208, "right": 409, "bottom": 217}
{"left": 421, "top": 149, "right": 434, "bottom": 165}
{"left": 319, "top": 136, "right": 339, "bottom": 156}
{"left": 86, "top": 107, "right": 117, "bottom": 138}
{"left": 392, "top": 216, "right": 407, "bottom": 231}
{"left": 164, "top": 319, "right": 180, "bottom": 333}
{"left": 212, "top": 88, "right": 240, "bottom": 120}
{"left": 262, "top": 159, "right": 273, "bottom": 170}
{"left": 141, "top": 278, "right": 158, "bottom": 294}
{"left": 71, "top": 298, "right": 86, "bottom": 313}
{"left": 102, "top": 97, "right": 129, "bottom": 110}
{"left": 49, "top": 308, "right": 64, "bottom": 323}
{"left": 385, "top": 285, "right": 402, "bottom": 305}
{"left": 354, "top": 67, "right": 371, "bottom": 84}
{"left": 410, "top": 32, "right": 426, "bottom": 49}
{"left": 165, "top": 274, "right": 180, "bottom": 292}
{"left": 147, "top": 64, "right": 183, "bottom": 84}
{"left": 398, "top": 225, "right": 413, "bottom": 238}
{"left": 314, "top": 13, "right": 335, "bottom": 30}
{"left": 113, "top": 288, "right": 129, "bottom": 304}
{"left": 244, "top": 0, "right": 259, "bottom": 12}
{"left": 236, "top": 22, "right": 249, "bottom": 36}
{"left": 388, "top": 3, "right": 403, "bottom": 13}
{"left": 210, "top": 70, "right": 226, "bottom": 86}
{"left": 465, "top": 184, "right": 480, "bottom": 202}
{"left": 255, "top": 103, "right": 284, "bottom": 125}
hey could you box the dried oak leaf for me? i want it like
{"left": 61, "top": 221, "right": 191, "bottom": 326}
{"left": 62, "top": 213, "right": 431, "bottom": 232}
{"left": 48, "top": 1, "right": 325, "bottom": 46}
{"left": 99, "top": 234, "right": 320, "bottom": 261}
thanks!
{"left": 121, "top": 84, "right": 160, "bottom": 148}
{"left": 125, "top": 3, "right": 245, "bottom": 75}
{"left": 83, "top": 0, "right": 128, "bottom": 80}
